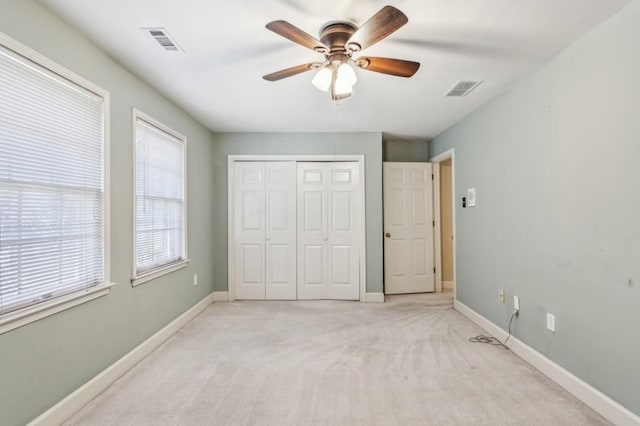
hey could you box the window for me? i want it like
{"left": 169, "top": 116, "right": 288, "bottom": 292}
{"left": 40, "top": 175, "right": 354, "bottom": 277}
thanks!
{"left": 132, "top": 110, "right": 187, "bottom": 285}
{"left": 0, "top": 34, "right": 109, "bottom": 324}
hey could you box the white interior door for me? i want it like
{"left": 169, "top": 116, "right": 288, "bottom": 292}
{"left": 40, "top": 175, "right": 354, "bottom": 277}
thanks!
{"left": 383, "top": 162, "right": 435, "bottom": 294}
{"left": 297, "top": 162, "right": 360, "bottom": 300}
{"left": 265, "top": 162, "right": 296, "bottom": 300}
{"left": 234, "top": 162, "right": 266, "bottom": 300}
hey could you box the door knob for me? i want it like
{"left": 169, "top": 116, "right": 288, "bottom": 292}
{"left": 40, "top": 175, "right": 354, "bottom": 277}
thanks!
{"left": 323, "top": 236, "right": 328, "bottom": 241}
{"left": 385, "top": 232, "right": 391, "bottom": 238}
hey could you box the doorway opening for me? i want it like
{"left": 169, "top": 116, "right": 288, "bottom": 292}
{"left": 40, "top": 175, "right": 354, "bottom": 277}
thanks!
{"left": 431, "top": 149, "right": 456, "bottom": 299}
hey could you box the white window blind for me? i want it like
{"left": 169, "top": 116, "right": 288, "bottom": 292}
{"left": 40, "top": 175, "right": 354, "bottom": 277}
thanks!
{"left": 134, "top": 116, "right": 185, "bottom": 276}
{"left": 0, "top": 43, "right": 106, "bottom": 316}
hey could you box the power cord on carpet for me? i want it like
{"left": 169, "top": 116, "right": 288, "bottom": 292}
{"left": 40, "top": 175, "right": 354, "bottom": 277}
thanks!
{"left": 468, "top": 309, "right": 518, "bottom": 349}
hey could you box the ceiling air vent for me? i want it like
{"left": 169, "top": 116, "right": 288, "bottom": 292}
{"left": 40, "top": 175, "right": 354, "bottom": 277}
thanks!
{"left": 143, "top": 28, "right": 184, "bottom": 52}
{"left": 445, "top": 80, "right": 482, "bottom": 97}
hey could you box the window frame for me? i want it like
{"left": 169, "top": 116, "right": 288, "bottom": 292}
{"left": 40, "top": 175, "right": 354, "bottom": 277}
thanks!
{"left": 131, "top": 108, "right": 188, "bottom": 287}
{"left": 0, "top": 32, "right": 112, "bottom": 335}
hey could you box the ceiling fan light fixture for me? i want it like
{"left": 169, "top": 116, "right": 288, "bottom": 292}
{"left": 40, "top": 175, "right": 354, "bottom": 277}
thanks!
{"left": 334, "top": 82, "right": 352, "bottom": 96}
{"left": 312, "top": 66, "right": 332, "bottom": 92}
{"left": 334, "top": 77, "right": 353, "bottom": 97}
{"left": 333, "top": 63, "right": 357, "bottom": 97}
{"left": 337, "top": 63, "right": 357, "bottom": 87}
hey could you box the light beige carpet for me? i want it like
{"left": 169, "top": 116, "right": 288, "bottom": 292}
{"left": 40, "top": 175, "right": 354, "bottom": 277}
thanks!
{"left": 66, "top": 293, "right": 609, "bottom": 425}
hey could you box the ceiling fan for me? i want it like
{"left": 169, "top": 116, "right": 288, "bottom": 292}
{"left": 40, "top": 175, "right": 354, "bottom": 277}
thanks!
{"left": 262, "top": 5, "right": 420, "bottom": 100}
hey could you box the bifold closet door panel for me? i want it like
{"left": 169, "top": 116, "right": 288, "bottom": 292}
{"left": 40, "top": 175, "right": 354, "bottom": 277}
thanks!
{"left": 297, "top": 162, "right": 361, "bottom": 300}
{"left": 265, "top": 162, "right": 297, "bottom": 300}
{"left": 327, "top": 163, "right": 361, "bottom": 300}
{"left": 234, "top": 162, "right": 266, "bottom": 300}
{"left": 297, "top": 163, "right": 329, "bottom": 300}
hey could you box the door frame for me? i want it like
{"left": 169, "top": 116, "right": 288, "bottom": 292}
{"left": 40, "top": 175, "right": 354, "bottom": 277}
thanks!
{"left": 227, "top": 155, "right": 367, "bottom": 302}
{"left": 430, "top": 148, "right": 456, "bottom": 299}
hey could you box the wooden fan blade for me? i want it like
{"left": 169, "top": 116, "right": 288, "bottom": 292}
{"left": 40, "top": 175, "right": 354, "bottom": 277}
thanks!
{"left": 266, "top": 20, "right": 328, "bottom": 53}
{"left": 354, "top": 57, "right": 420, "bottom": 77}
{"left": 346, "top": 6, "right": 408, "bottom": 52}
{"left": 263, "top": 63, "right": 321, "bottom": 81}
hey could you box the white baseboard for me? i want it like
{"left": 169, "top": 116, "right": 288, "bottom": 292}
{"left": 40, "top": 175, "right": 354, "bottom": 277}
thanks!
{"left": 365, "top": 292, "right": 385, "bottom": 303}
{"left": 454, "top": 300, "right": 640, "bottom": 426}
{"left": 30, "top": 293, "right": 216, "bottom": 426}
{"left": 212, "top": 291, "right": 229, "bottom": 302}
{"left": 443, "top": 281, "right": 454, "bottom": 290}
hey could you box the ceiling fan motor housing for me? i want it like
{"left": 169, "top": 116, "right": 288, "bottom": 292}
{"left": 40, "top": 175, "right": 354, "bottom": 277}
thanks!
{"left": 319, "top": 21, "right": 359, "bottom": 60}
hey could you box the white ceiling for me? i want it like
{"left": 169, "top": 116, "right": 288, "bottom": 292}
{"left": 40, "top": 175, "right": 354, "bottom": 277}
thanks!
{"left": 40, "top": 0, "right": 629, "bottom": 140}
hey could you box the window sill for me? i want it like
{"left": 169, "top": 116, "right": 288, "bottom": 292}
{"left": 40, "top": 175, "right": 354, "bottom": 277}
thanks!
{"left": 0, "top": 282, "right": 115, "bottom": 335}
{"left": 131, "top": 259, "right": 190, "bottom": 287}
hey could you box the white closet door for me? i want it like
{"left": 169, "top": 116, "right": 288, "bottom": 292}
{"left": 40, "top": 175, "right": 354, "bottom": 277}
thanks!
{"left": 327, "top": 163, "right": 361, "bottom": 300}
{"left": 234, "top": 162, "right": 266, "bottom": 299}
{"left": 265, "top": 162, "right": 297, "bottom": 300}
{"left": 297, "top": 163, "right": 328, "bottom": 299}
{"left": 383, "top": 162, "right": 435, "bottom": 294}
{"left": 297, "top": 162, "right": 360, "bottom": 300}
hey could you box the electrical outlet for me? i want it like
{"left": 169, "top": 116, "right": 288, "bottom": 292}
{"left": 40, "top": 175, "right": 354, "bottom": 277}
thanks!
{"left": 193, "top": 274, "right": 198, "bottom": 286}
{"left": 513, "top": 295, "right": 520, "bottom": 311}
{"left": 547, "top": 313, "right": 555, "bottom": 332}
{"left": 499, "top": 289, "right": 505, "bottom": 303}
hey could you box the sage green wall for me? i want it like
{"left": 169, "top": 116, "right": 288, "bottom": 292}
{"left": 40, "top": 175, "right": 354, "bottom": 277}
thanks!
{"left": 430, "top": 1, "right": 640, "bottom": 415}
{"left": 382, "top": 139, "right": 429, "bottom": 162}
{"left": 212, "top": 132, "right": 383, "bottom": 294}
{"left": 0, "top": 1, "right": 216, "bottom": 424}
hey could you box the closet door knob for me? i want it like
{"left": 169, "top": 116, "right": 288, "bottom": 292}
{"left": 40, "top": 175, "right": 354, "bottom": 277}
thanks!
{"left": 385, "top": 232, "right": 391, "bottom": 238}
{"left": 323, "top": 236, "right": 328, "bottom": 241}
